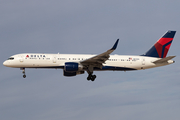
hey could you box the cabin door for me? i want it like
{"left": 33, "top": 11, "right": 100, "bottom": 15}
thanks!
{"left": 142, "top": 58, "right": 145, "bottom": 65}
{"left": 53, "top": 56, "right": 57, "bottom": 63}
{"left": 19, "top": 56, "right": 24, "bottom": 63}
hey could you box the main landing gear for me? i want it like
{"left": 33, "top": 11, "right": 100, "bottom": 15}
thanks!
{"left": 87, "top": 74, "right": 96, "bottom": 81}
{"left": 21, "top": 68, "right": 26, "bottom": 78}
{"left": 86, "top": 66, "right": 96, "bottom": 81}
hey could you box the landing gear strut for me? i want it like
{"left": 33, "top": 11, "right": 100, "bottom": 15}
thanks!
{"left": 21, "top": 68, "right": 26, "bottom": 78}
{"left": 86, "top": 65, "right": 96, "bottom": 81}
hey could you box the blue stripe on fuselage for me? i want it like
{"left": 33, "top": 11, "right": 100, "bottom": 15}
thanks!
{"left": 94, "top": 66, "right": 137, "bottom": 71}
{"left": 24, "top": 66, "right": 137, "bottom": 71}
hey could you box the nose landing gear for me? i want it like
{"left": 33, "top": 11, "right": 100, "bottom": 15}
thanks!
{"left": 21, "top": 68, "right": 26, "bottom": 78}
{"left": 23, "top": 74, "right": 26, "bottom": 78}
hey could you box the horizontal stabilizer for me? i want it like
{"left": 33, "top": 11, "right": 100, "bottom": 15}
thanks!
{"left": 152, "top": 56, "right": 176, "bottom": 64}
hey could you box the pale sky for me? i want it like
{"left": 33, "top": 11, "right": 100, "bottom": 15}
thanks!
{"left": 1, "top": 1, "right": 180, "bottom": 120}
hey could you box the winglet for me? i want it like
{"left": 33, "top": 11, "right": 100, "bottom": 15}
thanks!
{"left": 111, "top": 39, "right": 119, "bottom": 50}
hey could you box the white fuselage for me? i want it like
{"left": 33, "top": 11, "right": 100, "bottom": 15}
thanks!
{"left": 3, "top": 53, "right": 174, "bottom": 71}
{"left": 3, "top": 31, "right": 176, "bottom": 80}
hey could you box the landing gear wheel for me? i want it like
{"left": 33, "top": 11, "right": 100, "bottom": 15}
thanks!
{"left": 87, "top": 74, "right": 96, "bottom": 81}
{"left": 91, "top": 75, "right": 96, "bottom": 81}
{"left": 87, "top": 76, "right": 91, "bottom": 81}
{"left": 23, "top": 75, "right": 26, "bottom": 78}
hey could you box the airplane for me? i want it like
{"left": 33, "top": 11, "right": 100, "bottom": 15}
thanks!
{"left": 3, "top": 30, "right": 176, "bottom": 81}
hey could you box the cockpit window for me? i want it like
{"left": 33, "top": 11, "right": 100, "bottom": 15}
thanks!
{"left": 8, "top": 57, "right": 14, "bottom": 60}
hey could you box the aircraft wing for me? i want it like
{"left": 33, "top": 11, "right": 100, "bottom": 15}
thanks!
{"left": 152, "top": 56, "right": 176, "bottom": 64}
{"left": 80, "top": 39, "right": 119, "bottom": 68}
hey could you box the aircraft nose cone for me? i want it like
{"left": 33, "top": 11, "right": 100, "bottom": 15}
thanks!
{"left": 3, "top": 61, "right": 8, "bottom": 66}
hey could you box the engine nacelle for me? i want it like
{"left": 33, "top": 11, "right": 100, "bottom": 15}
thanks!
{"left": 63, "top": 71, "right": 77, "bottom": 76}
{"left": 65, "top": 62, "right": 83, "bottom": 72}
{"left": 63, "top": 62, "right": 84, "bottom": 77}
{"left": 63, "top": 70, "right": 85, "bottom": 77}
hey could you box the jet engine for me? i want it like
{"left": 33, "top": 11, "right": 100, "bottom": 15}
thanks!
{"left": 63, "top": 62, "right": 84, "bottom": 76}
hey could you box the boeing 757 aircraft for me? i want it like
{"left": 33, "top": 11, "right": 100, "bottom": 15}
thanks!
{"left": 3, "top": 31, "right": 176, "bottom": 81}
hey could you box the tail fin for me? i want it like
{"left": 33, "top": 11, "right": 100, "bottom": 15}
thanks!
{"left": 143, "top": 31, "right": 176, "bottom": 58}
